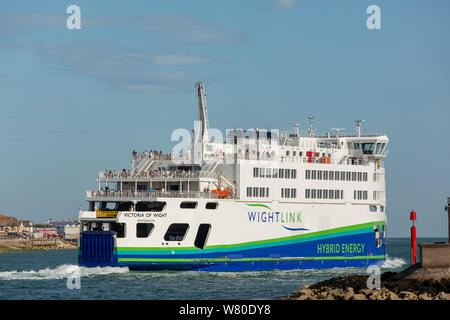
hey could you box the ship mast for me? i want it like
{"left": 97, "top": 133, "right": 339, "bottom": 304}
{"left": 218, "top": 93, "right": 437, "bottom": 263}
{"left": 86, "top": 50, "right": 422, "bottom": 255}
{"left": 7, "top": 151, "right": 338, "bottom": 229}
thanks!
{"left": 195, "top": 81, "right": 209, "bottom": 143}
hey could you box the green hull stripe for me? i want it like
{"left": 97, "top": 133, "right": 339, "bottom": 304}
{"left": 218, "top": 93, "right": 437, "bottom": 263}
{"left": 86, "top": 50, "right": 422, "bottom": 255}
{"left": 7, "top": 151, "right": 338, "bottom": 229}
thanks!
{"left": 118, "top": 255, "right": 387, "bottom": 263}
{"left": 117, "top": 220, "right": 385, "bottom": 254}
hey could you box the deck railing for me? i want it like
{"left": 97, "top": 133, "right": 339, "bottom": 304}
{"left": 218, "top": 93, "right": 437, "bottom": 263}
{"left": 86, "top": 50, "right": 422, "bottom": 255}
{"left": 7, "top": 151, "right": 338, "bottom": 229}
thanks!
{"left": 99, "top": 170, "right": 214, "bottom": 180}
{"left": 86, "top": 190, "right": 233, "bottom": 199}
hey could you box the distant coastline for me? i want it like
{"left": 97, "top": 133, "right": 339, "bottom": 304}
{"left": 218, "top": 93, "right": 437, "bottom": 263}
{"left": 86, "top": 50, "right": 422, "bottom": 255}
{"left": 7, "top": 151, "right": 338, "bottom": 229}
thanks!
{"left": 0, "top": 238, "right": 77, "bottom": 252}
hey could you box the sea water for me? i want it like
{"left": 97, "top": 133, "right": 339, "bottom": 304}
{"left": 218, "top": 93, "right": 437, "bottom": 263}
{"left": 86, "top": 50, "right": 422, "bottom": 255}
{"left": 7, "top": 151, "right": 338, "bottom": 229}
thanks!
{"left": 0, "top": 238, "right": 443, "bottom": 300}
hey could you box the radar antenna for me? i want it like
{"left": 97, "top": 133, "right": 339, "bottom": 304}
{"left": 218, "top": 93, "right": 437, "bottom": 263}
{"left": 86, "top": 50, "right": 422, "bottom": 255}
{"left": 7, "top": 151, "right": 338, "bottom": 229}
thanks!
{"left": 331, "top": 128, "right": 345, "bottom": 138}
{"left": 354, "top": 120, "right": 365, "bottom": 137}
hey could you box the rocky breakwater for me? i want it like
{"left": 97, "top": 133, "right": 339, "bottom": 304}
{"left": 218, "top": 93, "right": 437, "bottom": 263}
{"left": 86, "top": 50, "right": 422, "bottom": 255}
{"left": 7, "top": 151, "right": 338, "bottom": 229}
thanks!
{"left": 281, "top": 272, "right": 450, "bottom": 300}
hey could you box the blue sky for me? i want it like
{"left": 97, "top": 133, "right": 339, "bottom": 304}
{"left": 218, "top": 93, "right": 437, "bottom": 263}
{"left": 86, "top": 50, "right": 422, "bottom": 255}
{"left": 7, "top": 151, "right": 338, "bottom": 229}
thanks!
{"left": 0, "top": 0, "right": 449, "bottom": 237}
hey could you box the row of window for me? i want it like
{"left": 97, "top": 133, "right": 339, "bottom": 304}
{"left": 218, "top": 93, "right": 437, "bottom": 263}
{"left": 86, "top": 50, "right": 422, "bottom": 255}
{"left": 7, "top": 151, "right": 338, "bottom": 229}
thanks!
{"left": 305, "top": 189, "right": 344, "bottom": 200}
{"left": 305, "top": 170, "right": 368, "bottom": 182}
{"left": 138, "top": 223, "right": 211, "bottom": 249}
{"left": 95, "top": 201, "right": 219, "bottom": 211}
{"left": 86, "top": 222, "right": 212, "bottom": 249}
{"left": 354, "top": 190, "right": 369, "bottom": 200}
{"left": 281, "top": 188, "right": 297, "bottom": 199}
{"left": 253, "top": 167, "right": 297, "bottom": 179}
{"left": 246, "top": 187, "right": 270, "bottom": 198}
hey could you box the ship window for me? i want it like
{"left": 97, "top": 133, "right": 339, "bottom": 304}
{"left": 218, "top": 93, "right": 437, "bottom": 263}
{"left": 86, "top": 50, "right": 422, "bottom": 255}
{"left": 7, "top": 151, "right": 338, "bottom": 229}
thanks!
{"left": 279, "top": 168, "right": 284, "bottom": 179}
{"left": 363, "top": 172, "right": 368, "bottom": 181}
{"left": 247, "top": 187, "right": 252, "bottom": 197}
{"left": 329, "top": 189, "right": 334, "bottom": 199}
{"left": 305, "top": 189, "right": 311, "bottom": 199}
{"left": 369, "top": 206, "right": 377, "bottom": 212}
{"left": 323, "top": 189, "right": 328, "bottom": 199}
{"left": 194, "top": 224, "right": 211, "bottom": 249}
{"left": 180, "top": 201, "right": 197, "bottom": 209}
{"left": 111, "top": 222, "right": 125, "bottom": 238}
{"left": 305, "top": 170, "right": 311, "bottom": 180}
{"left": 136, "top": 223, "right": 154, "bottom": 238}
{"left": 335, "top": 171, "right": 339, "bottom": 181}
{"left": 260, "top": 168, "right": 265, "bottom": 178}
{"left": 352, "top": 172, "right": 356, "bottom": 181}
{"left": 362, "top": 143, "right": 375, "bottom": 155}
{"left": 206, "top": 202, "right": 218, "bottom": 209}
{"left": 340, "top": 172, "right": 345, "bottom": 181}
{"left": 260, "top": 187, "right": 265, "bottom": 197}
{"left": 317, "top": 170, "right": 322, "bottom": 180}
{"left": 311, "top": 189, "right": 317, "bottom": 199}
{"left": 291, "top": 169, "right": 297, "bottom": 179}
{"left": 311, "top": 170, "right": 317, "bottom": 179}
{"left": 375, "top": 143, "right": 382, "bottom": 154}
{"left": 285, "top": 169, "right": 290, "bottom": 179}
{"left": 346, "top": 172, "right": 351, "bottom": 181}
{"left": 273, "top": 168, "right": 278, "bottom": 178}
{"left": 100, "top": 202, "right": 116, "bottom": 211}
{"left": 323, "top": 171, "right": 328, "bottom": 180}
{"left": 136, "top": 201, "right": 167, "bottom": 212}
{"left": 116, "top": 202, "right": 134, "bottom": 211}
{"left": 253, "top": 187, "right": 259, "bottom": 197}
{"left": 164, "top": 224, "right": 189, "bottom": 241}
{"left": 253, "top": 167, "right": 259, "bottom": 178}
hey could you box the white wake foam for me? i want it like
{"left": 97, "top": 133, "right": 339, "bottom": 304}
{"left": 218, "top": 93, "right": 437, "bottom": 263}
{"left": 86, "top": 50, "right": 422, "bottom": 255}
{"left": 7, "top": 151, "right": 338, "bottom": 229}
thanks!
{"left": 0, "top": 264, "right": 129, "bottom": 281}
{"left": 381, "top": 257, "right": 407, "bottom": 269}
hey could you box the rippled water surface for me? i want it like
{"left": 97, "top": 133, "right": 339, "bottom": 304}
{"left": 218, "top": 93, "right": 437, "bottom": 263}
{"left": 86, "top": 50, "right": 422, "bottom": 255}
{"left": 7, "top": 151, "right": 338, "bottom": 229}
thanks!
{"left": 0, "top": 238, "right": 443, "bottom": 300}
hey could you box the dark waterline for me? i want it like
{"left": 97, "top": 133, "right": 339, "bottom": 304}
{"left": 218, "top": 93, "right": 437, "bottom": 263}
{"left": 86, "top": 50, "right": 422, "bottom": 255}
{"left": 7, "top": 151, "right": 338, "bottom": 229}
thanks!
{"left": 0, "top": 238, "right": 444, "bottom": 300}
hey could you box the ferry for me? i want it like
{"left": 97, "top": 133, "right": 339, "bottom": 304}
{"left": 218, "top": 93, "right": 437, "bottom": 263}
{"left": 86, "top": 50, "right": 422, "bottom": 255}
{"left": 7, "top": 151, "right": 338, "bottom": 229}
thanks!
{"left": 78, "top": 82, "right": 388, "bottom": 271}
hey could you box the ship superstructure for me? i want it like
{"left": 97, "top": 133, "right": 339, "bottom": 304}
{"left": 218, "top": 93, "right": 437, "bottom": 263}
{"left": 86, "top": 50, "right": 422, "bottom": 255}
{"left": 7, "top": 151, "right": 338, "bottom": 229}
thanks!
{"left": 78, "top": 82, "right": 388, "bottom": 271}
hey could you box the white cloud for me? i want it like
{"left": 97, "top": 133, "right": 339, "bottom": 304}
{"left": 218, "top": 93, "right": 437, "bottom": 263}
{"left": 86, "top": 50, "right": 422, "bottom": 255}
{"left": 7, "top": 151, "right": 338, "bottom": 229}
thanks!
{"left": 153, "top": 54, "right": 212, "bottom": 65}
{"left": 34, "top": 42, "right": 211, "bottom": 91}
{"left": 275, "top": 0, "right": 297, "bottom": 9}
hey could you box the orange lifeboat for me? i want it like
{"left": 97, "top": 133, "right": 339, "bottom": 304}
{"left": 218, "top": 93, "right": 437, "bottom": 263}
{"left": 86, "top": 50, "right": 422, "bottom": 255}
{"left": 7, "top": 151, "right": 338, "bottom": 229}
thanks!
{"left": 319, "top": 156, "right": 331, "bottom": 164}
{"left": 211, "top": 189, "right": 230, "bottom": 198}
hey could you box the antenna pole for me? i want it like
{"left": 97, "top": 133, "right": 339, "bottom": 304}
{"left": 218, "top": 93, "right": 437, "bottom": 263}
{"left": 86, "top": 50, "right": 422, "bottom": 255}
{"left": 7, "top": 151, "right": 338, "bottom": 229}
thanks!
{"left": 308, "top": 115, "right": 314, "bottom": 137}
{"left": 355, "top": 120, "right": 365, "bottom": 137}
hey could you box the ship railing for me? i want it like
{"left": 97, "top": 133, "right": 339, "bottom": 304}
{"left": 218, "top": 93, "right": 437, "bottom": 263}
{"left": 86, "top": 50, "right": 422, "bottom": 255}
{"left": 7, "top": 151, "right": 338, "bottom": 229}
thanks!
{"left": 86, "top": 190, "right": 232, "bottom": 199}
{"left": 233, "top": 154, "right": 380, "bottom": 167}
{"left": 133, "top": 153, "right": 171, "bottom": 161}
{"left": 99, "top": 170, "right": 215, "bottom": 180}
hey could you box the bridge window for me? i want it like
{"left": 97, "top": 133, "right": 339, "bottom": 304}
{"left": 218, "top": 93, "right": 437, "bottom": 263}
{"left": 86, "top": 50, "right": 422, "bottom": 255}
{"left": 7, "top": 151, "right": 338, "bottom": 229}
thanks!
{"left": 164, "top": 224, "right": 189, "bottom": 241}
{"left": 136, "top": 223, "right": 154, "bottom": 238}
{"left": 362, "top": 143, "right": 375, "bottom": 155}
